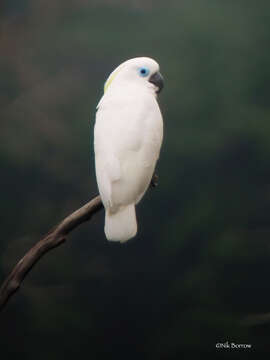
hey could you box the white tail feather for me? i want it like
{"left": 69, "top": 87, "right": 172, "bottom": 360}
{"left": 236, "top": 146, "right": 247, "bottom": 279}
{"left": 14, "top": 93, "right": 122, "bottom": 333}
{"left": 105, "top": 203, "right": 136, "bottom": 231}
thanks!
{"left": 105, "top": 204, "right": 137, "bottom": 243}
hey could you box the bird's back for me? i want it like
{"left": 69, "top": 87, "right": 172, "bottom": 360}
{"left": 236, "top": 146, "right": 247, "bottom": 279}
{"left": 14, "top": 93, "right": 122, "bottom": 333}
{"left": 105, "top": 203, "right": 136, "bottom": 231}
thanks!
{"left": 94, "top": 86, "right": 163, "bottom": 210}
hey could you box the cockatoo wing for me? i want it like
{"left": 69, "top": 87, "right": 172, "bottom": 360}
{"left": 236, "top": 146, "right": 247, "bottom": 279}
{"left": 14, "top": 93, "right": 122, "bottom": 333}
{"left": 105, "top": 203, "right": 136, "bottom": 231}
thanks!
{"left": 94, "top": 90, "right": 163, "bottom": 212}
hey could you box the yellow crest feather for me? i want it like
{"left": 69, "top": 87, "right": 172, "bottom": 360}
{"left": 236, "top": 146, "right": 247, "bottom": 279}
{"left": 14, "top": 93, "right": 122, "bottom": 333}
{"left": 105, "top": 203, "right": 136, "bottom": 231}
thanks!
{"left": 104, "top": 69, "right": 120, "bottom": 93}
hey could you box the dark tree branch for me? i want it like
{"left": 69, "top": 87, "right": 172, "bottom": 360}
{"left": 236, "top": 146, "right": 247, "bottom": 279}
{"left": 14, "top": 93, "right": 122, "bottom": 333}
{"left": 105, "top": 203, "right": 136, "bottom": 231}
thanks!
{"left": 0, "top": 173, "right": 158, "bottom": 312}
{"left": 0, "top": 195, "right": 103, "bottom": 311}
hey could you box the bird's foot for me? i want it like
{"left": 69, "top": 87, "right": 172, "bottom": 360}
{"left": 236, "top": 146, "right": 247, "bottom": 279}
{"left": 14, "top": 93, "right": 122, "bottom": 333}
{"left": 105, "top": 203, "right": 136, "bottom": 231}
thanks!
{"left": 150, "top": 174, "right": 158, "bottom": 188}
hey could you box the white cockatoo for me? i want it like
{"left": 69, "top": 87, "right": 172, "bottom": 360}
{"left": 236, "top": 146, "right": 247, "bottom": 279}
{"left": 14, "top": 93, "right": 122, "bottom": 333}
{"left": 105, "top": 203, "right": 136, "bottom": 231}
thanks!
{"left": 94, "top": 57, "right": 164, "bottom": 242}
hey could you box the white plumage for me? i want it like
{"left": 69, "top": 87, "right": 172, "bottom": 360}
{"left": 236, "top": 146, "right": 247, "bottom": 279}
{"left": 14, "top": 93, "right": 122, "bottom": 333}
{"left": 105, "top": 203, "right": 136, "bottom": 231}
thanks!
{"left": 94, "top": 57, "right": 163, "bottom": 242}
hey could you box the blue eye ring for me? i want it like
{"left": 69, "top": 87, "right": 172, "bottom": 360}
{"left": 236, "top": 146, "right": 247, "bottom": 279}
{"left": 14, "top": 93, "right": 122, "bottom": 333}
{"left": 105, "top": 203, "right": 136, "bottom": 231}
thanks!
{"left": 139, "top": 67, "right": 150, "bottom": 77}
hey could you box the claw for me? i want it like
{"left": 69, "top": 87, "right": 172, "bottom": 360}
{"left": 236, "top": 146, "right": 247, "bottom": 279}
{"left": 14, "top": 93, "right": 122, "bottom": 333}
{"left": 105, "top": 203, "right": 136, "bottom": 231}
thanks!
{"left": 150, "top": 174, "right": 158, "bottom": 188}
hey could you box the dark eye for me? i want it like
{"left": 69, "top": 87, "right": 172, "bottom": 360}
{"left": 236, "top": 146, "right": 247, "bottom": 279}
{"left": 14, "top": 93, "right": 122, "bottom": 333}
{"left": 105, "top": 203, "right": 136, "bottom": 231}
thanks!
{"left": 139, "top": 67, "right": 150, "bottom": 77}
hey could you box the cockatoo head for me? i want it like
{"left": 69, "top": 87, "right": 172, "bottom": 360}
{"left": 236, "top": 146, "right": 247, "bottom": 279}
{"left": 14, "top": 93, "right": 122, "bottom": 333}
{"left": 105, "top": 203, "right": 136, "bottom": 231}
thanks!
{"left": 104, "top": 57, "right": 164, "bottom": 95}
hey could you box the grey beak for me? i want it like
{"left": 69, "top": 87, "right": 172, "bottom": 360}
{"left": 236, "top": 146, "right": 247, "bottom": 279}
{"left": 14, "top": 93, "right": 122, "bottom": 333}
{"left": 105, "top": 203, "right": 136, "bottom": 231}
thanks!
{"left": 149, "top": 71, "right": 164, "bottom": 93}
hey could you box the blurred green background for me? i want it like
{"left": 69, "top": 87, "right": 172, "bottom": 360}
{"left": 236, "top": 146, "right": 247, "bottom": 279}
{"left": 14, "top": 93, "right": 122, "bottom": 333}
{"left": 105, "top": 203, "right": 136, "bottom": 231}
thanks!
{"left": 1, "top": 0, "right": 270, "bottom": 358}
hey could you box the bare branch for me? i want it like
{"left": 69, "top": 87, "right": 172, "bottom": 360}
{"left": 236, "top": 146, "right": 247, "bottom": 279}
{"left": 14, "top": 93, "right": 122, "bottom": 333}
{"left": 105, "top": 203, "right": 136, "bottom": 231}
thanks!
{"left": 0, "top": 195, "right": 103, "bottom": 311}
{"left": 0, "top": 172, "right": 158, "bottom": 312}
